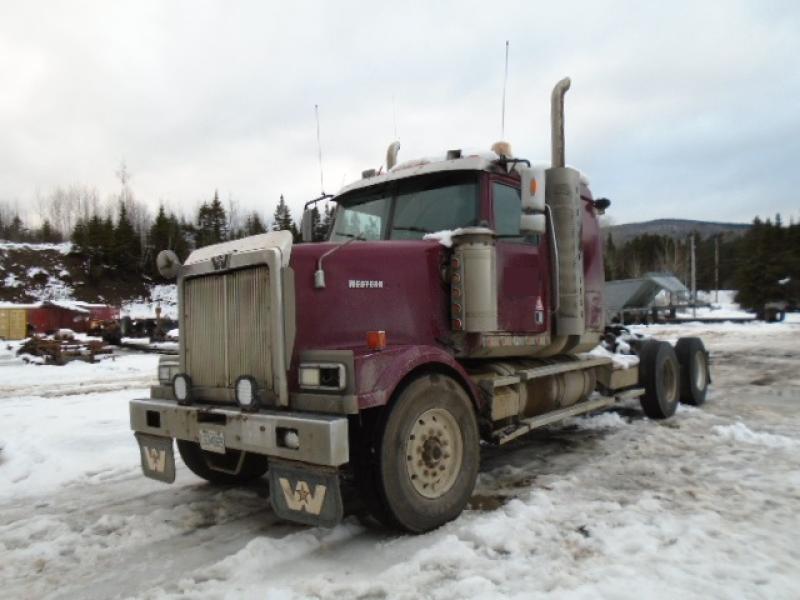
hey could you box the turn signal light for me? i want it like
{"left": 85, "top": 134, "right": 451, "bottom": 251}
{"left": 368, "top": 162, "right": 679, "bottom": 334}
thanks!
{"left": 367, "top": 330, "right": 387, "bottom": 351}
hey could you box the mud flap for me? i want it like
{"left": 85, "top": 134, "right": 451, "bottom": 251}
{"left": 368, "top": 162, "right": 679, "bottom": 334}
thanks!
{"left": 135, "top": 433, "right": 176, "bottom": 483}
{"left": 269, "top": 461, "right": 343, "bottom": 528}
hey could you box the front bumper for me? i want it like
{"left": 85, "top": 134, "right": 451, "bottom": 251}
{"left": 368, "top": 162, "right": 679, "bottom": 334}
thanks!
{"left": 129, "top": 398, "right": 349, "bottom": 467}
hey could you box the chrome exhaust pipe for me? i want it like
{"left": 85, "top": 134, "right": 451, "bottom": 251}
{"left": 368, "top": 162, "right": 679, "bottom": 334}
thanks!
{"left": 386, "top": 141, "right": 401, "bottom": 170}
{"left": 550, "top": 77, "right": 571, "bottom": 168}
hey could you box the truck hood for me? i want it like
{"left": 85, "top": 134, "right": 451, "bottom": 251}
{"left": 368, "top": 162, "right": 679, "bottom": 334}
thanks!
{"left": 289, "top": 241, "right": 450, "bottom": 352}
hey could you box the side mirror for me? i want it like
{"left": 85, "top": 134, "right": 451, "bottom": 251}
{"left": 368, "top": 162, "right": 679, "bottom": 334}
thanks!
{"left": 593, "top": 197, "right": 611, "bottom": 214}
{"left": 156, "top": 250, "right": 181, "bottom": 280}
{"left": 519, "top": 167, "right": 546, "bottom": 213}
{"left": 520, "top": 213, "right": 546, "bottom": 235}
{"left": 300, "top": 209, "right": 314, "bottom": 242}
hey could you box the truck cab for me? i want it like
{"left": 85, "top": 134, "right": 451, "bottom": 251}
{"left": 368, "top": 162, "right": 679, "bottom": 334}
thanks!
{"left": 130, "top": 79, "right": 710, "bottom": 532}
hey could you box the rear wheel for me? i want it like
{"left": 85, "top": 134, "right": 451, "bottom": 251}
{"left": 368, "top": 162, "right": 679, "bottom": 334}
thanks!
{"left": 675, "top": 337, "right": 709, "bottom": 406}
{"left": 638, "top": 340, "right": 680, "bottom": 419}
{"left": 377, "top": 373, "right": 480, "bottom": 533}
{"left": 176, "top": 440, "right": 268, "bottom": 485}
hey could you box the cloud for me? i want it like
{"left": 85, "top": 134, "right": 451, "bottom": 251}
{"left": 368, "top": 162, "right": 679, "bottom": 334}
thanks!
{"left": 0, "top": 1, "right": 798, "bottom": 225}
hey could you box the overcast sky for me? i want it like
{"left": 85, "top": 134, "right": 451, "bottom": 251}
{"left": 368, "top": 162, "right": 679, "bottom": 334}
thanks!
{"left": 1, "top": 1, "right": 798, "bottom": 226}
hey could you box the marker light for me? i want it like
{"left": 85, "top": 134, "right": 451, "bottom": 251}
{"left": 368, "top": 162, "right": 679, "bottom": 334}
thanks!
{"left": 367, "top": 330, "right": 387, "bottom": 351}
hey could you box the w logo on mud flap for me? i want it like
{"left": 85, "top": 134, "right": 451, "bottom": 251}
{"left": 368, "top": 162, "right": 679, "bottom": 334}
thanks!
{"left": 143, "top": 447, "right": 167, "bottom": 473}
{"left": 279, "top": 478, "right": 327, "bottom": 515}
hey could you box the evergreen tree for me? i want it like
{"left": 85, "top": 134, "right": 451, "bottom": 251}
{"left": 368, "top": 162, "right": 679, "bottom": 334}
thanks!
{"left": 195, "top": 191, "right": 227, "bottom": 248}
{"left": 243, "top": 211, "right": 267, "bottom": 236}
{"left": 272, "top": 194, "right": 293, "bottom": 231}
{"left": 114, "top": 202, "right": 141, "bottom": 272}
{"left": 320, "top": 203, "right": 335, "bottom": 239}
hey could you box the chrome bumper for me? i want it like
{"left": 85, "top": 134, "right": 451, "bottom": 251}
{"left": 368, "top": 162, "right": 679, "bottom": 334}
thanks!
{"left": 129, "top": 399, "right": 349, "bottom": 467}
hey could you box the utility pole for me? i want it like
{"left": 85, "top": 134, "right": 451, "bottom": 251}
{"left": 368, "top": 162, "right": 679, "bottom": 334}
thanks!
{"left": 690, "top": 234, "right": 696, "bottom": 318}
{"left": 714, "top": 235, "right": 720, "bottom": 303}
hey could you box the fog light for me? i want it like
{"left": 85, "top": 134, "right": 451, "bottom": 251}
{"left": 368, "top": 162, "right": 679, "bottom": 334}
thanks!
{"left": 235, "top": 376, "right": 259, "bottom": 410}
{"left": 173, "top": 373, "right": 192, "bottom": 404}
{"left": 277, "top": 427, "right": 300, "bottom": 450}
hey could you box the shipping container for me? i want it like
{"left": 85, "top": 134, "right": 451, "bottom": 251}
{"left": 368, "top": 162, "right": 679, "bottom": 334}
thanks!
{"left": 0, "top": 307, "right": 28, "bottom": 340}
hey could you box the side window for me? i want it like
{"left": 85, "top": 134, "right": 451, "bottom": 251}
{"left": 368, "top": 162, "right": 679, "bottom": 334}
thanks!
{"left": 492, "top": 182, "right": 539, "bottom": 244}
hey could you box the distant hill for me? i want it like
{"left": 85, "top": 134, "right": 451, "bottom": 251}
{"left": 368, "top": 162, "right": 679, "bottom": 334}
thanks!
{"left": 605, "top": 219, "right": 751, "bottom": 244}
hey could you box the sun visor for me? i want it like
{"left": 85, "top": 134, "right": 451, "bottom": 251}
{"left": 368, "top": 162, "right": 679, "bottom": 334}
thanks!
{"left": 184, "top": 230, "right": 294, "bottom": 268}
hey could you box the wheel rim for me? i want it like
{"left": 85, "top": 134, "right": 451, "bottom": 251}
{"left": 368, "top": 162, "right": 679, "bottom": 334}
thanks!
{"left": 662, "top": 358, "right": 679, "bottom": 406}
{"left": 693, "top": 350, "right": 707, "bottom": 391}
{"left": 405, "top": 407, "right": 463, "bottom": 499}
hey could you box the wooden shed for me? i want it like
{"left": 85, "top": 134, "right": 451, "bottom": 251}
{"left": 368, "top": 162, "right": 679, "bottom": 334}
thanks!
{"left": 0, "top": 306, "right": 29, "bottom": 340}
{"left": 27, "top": 302, "right": 89, "bottom": 335}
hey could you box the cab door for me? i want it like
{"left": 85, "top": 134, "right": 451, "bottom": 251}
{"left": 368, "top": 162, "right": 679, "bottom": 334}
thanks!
{"left": 491, "top": 177, "right": 550, "bottom": 334}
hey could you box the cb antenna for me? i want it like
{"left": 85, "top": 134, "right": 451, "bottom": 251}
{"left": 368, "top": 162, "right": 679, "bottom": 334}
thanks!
{"left": 501, "top": 40, "right": 509, "bottom": 139}
{"left": 315, "top": 104, "right": 325, "bottom": 195}
{"left": 392, "top": 94, "right": 398, "bottom": 140}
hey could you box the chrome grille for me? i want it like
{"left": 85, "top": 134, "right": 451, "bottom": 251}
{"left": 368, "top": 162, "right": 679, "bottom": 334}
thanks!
{"left": 183, "top": 266, "right": 272, "bottom": 402}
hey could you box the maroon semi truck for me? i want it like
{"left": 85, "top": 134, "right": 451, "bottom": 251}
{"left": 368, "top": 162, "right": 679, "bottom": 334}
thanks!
{"left": 131, "top": 79, "right": 710, "bottom": 532}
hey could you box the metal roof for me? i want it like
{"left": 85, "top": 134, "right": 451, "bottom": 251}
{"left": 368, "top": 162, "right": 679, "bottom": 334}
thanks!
{"left": 605, "top": 272, "right": 689, "bottom": 313}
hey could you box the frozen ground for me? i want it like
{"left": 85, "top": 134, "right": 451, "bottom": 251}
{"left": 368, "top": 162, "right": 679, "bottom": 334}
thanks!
{"left": 1, "top": 318, "right": 799, "bottom": 599}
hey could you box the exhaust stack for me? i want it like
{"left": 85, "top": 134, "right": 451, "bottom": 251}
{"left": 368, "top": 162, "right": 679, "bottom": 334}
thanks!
{"left": 386, "top": 141, "right": 400, "bottom": 170}
{"left": 545, "top": 77, "right": 585, "bottom": 350}
{"left": 550, "top": 77, "right": 571, "bottom": 168}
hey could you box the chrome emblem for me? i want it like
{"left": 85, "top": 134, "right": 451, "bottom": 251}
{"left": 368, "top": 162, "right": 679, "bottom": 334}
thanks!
{"left": 212, "top": 254, "right": 230, "bottom": 270}
{"left": 348, "top": 279, "right": 384, "bottom": 289}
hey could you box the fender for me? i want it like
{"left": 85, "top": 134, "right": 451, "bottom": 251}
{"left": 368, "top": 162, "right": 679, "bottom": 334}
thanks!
{"left": 353, "top": 344, "right": 482, "bottom": 411}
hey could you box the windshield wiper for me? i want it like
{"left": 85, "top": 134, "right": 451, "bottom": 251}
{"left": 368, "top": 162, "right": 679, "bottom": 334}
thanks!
{"left": 333, "top": 231, "right": 359, "bottom": 238}
{"left": 392, "top": 226, "right": 433, "bottom": 233}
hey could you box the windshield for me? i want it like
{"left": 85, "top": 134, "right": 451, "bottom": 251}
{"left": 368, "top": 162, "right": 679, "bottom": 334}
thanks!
{"left": 330, "top": 173, "right": 479, "bottom": 242}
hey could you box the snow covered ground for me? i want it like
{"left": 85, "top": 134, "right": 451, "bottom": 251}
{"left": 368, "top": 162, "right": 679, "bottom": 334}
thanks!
{"left": 1, "top": 318, "right": 799, "bottom": 599}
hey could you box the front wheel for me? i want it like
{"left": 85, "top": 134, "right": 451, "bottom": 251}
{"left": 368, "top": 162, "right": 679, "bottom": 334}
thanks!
{"left": 377, "top": 373, "right": 480, "bottom": 533}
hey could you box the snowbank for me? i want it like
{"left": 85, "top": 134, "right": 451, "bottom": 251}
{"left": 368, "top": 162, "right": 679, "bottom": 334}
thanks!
{"left": 121, "top": 284, "right": 178, "bottom": 319}
{"left": 0, "top": 241, "right": 72, "bottom": 255}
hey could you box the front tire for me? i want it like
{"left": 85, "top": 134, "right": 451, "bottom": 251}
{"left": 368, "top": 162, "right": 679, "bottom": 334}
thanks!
{"left": 377, "top": 373, "right": 480, "bottom": 533}
{"left": 638, "top": 340, "right": 680, "bottom": 419}
{"left": 177, "top": 440, "right": 268, "bottom": 485}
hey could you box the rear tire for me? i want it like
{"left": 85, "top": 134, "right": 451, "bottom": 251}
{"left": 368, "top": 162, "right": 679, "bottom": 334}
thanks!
{"left": 638, "top": 340, "right": 680, "bottom": 419}
{"left": 176, "top": 440, "right": 268, "bottom": 485}
{"left": 675, "top": 337, "right": 709, "bottom": 406}
{"left": 377, "top": 373, "right": 480, "bottom": 533}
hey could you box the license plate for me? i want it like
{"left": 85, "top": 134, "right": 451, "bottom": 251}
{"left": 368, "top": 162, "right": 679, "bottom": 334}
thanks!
{"left": 199, "top": 428, "right": 226, "bottom": 454}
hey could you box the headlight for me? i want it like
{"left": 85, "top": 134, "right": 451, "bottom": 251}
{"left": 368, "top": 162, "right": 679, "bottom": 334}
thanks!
{"left": 235, "top": 375, "right": 260, "bottom": 411}
{"left": 298, "top": 363, "right": 346, "bottom": 391}
{"left": 173, "top": 373, "right": 192, "bottom": 404}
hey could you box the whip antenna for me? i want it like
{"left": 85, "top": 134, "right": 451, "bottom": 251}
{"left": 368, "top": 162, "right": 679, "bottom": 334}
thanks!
{"left": 392, "top": 94, "right": 398, "bottom": 140}
{"left": 315, "top": 104, "right": 325, "bottom": 195}
{"left": 501, "top": 40, "right": 509, "bottom": 139}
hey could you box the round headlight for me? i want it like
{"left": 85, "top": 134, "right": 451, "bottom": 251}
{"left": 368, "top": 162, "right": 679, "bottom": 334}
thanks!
{"left": 173, "top": 373, "right": 192, "bottom": 404}
{"left": 235, "top": 376, "right": 259, "bottom": 411}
